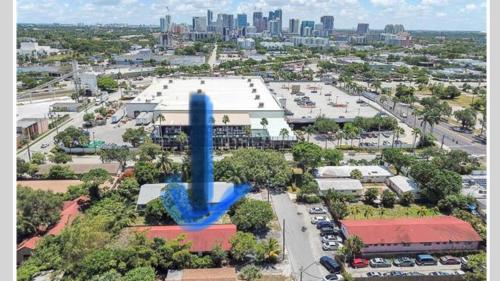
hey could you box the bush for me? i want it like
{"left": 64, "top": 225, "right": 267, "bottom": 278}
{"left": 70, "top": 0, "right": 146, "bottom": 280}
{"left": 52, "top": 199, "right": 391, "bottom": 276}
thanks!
{"left": 297, "top": 192, "right": 321, "bottom": 203}
{"left": 231, "top": 199, "right": 273, "bottom": 232}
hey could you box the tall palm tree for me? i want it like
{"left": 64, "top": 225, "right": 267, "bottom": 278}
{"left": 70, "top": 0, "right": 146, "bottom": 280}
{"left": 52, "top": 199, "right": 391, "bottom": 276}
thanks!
{"left": 260, "top": 118, "right": 268, "bottom": 149}
{"left": 157, "top": 150, "right": 173, "bottom": 176}
{"left": 391, "top": 126, "right": 405, "bottom": 147}
{"left": 279, "top": 128, "right": 289, "bottom": 150}
{"left": 411, "top": 128, "right": 421, "bottom": 152}
{"left": 345, "top": 236, "right": 365, "bottom": 260}
{"left": 304, "top": 125, "right": 315, "bottom": 142}
{"left": 244, "top": 126, "right": 252, "bottom": 147}
{"left": 336, "top": 130, "right": 345, "bottom": 146}
{"left": 222, "top": 114, "right": 230, "bottom": 149}
{"left": 372, "top": 79, "right": 382, "bottom": 94}
{"left": 176, "top": 131, "right": 188, "bottom": 152}
{"left": 157, "top": 114, "right": 166, "bottom": 149}
{"left": 264, "top": 238, "right": 281, "bottom": 262}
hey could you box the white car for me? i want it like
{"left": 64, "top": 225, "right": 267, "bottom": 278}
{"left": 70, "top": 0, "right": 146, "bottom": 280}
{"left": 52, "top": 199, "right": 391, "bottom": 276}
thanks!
{"left": 311, "top": 216, "right": 330, "bottom": 224}
{"left": 322, "top": 274, "right": 344, "bottom": 281}
{"left": 322, "top": 241, "right": 343, "bottom": 251}
{"left": 309, "top": 207, "right": 327, "bottom": 214}
{"left": 321, "top": 235, "right": 342, "bottom": 243}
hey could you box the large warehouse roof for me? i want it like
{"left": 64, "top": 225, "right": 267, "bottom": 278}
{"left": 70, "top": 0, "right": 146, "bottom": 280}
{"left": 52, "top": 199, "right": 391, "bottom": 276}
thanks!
{"left": 130, "top": 77, "right": 283, "bottom": 112}
{"left": 341, "top": 216, "right": 481, "bottom": 245}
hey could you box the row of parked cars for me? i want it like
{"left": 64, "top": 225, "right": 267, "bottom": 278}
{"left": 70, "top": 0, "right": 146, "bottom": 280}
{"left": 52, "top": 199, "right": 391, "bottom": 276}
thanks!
{"left": 350, "top": 254, "right": 463, "bottom": 269}
{"left": 366, "top": 270, "right": 465, "bottom": 277}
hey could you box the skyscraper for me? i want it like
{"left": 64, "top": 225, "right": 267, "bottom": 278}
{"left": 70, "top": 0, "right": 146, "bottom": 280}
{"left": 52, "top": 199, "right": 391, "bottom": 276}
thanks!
{"left": 300, "top": 20, "right": 315, "bottom": 37}
{"left": 268, "top": 9, "right": 283, "bottom": 34}
{"left": 207, "top": 10, "right": 213, "bottom": 26}
{"left": 160, "top": 15, "right": 171, "bottom": 32}
{"left": 269, "top": 20, "right": 280, "bottom": 36}
{"left": 192, "top": 16, "right": 207, "bottom": 32}
{"left": 289, "top": 19, "right": 300, "bottom": 34}
{"left": 237, "top": 14, "right": 247, "bottom": 29}
{"left": 384, "top": 24, "right": 405, "bottom": 34}
{"left": 320, "top": 16, "right": 334, "bottom": 34}
{"left": 357, "top": 23, "right": 369, "bottom": 35}
{"left": 253, "top": 12, "right": 263, "bottom": 32}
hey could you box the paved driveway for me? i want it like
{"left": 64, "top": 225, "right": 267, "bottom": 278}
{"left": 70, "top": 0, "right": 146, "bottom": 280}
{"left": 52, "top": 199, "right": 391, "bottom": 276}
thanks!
{"left": 272, "top": 193, "right": 330, "bottom": 281}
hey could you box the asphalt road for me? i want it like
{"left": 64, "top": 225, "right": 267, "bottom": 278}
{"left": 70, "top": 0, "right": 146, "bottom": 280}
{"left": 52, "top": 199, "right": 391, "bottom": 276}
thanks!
{"left": 272, "top": 193, "right": 329, "bottom": 281}
{"left": 383, "top": 99, "right": 486, "bottom": 156}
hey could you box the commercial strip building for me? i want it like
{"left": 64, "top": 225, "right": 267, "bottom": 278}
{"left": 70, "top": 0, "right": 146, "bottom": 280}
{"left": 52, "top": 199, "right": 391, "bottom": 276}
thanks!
{"left": 314, "top": 165, "right": 393, "bottom": 183}
{"left": 125, "top": 77, "right": 296, "bottom": 149}
{"left": 341, "top": 216, "right": 482, "bottom": 255}
{"left": 129, "top": 224, "right": 236, "bottom": 253}
{"left": 16, "top": 118, "right": 49, "bottom": 141}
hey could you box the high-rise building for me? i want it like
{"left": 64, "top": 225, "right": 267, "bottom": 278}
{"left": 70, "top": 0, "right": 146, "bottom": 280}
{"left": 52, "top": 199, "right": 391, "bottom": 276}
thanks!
{"left": 300, "top": 20, "right": 315, "bottom": 37}
{"left": 268, "top": 9, "right": 283, "bottom": 34}
{"left": 269, "top": 20, "right": 280, "bottom": 36}
{"left": 253, "top": 12, "right": 263, "bottom": 32}
{"left": 192, "top": 16, "right": 207, "bottom": 32}
{"left": 384, "top": 24, "right": 405, "bottom": 34}
{"left": 289, "top": 19, "right": 300, "bottom": 34}
{"left": 357, "top": 23, "right": 369, "bottom": 35}
{"left": 237, "top": 14, "right": 247, "bottom": 29}
{"left": 320, "top": 16, "right": 334, "bottom": 34}
{"left": 262, "top": 17, "right": 269, "bottom": 32}
{"left": 207, "top": 10, "right": 213, "bottom": 26}
{"left": 217, "top": 13, "right": 234, "bottom": 32}
{"left": 160, "top": 15, "right": 171, "bottom": 32}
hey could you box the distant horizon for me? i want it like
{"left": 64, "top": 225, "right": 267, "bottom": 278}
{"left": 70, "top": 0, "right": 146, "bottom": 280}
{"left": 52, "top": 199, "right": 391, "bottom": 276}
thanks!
{"left": 16, "top": 0, "right": 487, "bottom": 32}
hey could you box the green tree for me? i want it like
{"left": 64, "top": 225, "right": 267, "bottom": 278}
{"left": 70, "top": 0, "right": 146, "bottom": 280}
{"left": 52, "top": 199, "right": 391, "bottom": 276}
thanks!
{"left": 49, "top": 150, "right": 72, "bottom": 164}
{"left": 100, "top": 145, "right": 132, "bottom": 170}
{"left": 437, "top": 194, "right": 475, "bottom": 214}
{"left": 454, "top": 108, "right": 477, "bottom": 129}
{"left": 323, "top": 148, "right": 343, "bottom": 165}
{"left": 279, "top": 128, "right": 289, "bottom": 149}
{"left": 230, "top": 231, "right": 257, "bottom": 262}
{"left": 122, "top": 128, "right": 148, "bottom": 147}
{"left": 144, "top": 198, "right": 173, "bottom": 225}
{"left": 137, "top": 142, "right": 162, "bottom": 162}
{"left": 363, "top": 188, "right": 379, "bottom": 205}
{"left": 82, "top": 168, "right": 113, "bottom": 200}
{"left": 117, "top": 177, "right": 141, "bottom": 202}
{"left": 134, "top": 161, "right": 160, "bottom": 185}
{"left": 314, "top": 116, "right": 339, "bottom": 134}
{"left": 343, "top": 236, "right": 365, "bottom": 261}
{"left": 83, "top": 112, "right": 95, "bottom": 123}
{"left": 46, "top": 164, "right": 76, "bottom": 179}
{"left": 239, "top": 264, "right": 262, "bottom": 281}
{"left": 292, "top": 142, "right": 323, "bottom": 170}
{"left": 410, "top": 162, "right": 462, "bottom": 203}
{"left": 381, "top": 190, "right": 397, "bottom": 208}
{"left": 210, "top": 244, "right": 227, "bottom": 267}
{"left": 350, "top": 169, "right": 363, "bottom": 180}
{"left": 122, "top": 266, "right": 156, "bottom": 281}
{"left": 222, "top": 114, "right": 230, "bottom": 148}
{"left": 31, "top": 152, "right": 46, "bottom": 165}
{"left": 97, "top": 75, "right": 118, "bottom": 92}
{"left": 54, "top": 126, "right": 90, "bottom": 148}
{"left": 464, "top": 252, "right": 486, "bottom": 281}
{"left": 382, "top": 148, "right": 414, "bottom": 175}
{"left": 176, "top": 131, "right": 189, "bottom": 152}
{"left": 400, "top": 191, "right": 415, "bottom": 206}
{"left": 231, "top": 199, "right": 273, "bottom": 232}
{"left": 328, "top": 200, "right": 349, "bottom": 221}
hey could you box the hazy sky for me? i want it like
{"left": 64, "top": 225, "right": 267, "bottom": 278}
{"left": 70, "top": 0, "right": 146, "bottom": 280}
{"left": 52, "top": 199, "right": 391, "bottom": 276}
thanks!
{"left": 17, "top": 0, "right": 487, "bottom": 31}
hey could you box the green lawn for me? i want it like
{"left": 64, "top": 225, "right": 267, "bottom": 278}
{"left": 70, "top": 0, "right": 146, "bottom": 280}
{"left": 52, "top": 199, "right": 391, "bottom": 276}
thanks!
{"left": 346, "top": 204, "right": 441, "bottom": 220}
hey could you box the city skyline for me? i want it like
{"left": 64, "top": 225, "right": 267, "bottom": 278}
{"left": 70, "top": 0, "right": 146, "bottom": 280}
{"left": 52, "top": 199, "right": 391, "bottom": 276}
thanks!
{"left": 17, "top": 0, "right": 487, "bottom": 31}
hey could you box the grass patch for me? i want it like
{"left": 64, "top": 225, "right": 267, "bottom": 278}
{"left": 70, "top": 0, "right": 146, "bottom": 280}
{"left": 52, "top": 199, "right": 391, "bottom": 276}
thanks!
{"left": 346, "top": 204, "right": 441, "bottom": 220}
{"left": 258, "top": 276, "right": 293, "bottom": 281}
{"left": 447, "top": 94, "right": 475, "bottom": 108}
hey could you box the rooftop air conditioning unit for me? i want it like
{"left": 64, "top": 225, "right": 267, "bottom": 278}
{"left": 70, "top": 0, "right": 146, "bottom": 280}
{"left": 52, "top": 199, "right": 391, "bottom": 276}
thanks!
{"left": 201, "top": 80, "right": 205, "bottom": 84}
{"left": 197, "top": 89, "right": 202, "bottom": 94}
{"left": 258, "top": 102, "right": 264, "bottom": 108}
{"left": 157, "top": 91, "right": 162, "bottom": 96}
{"left": 249, "top": 83, "right": 254, "bottom": 87}
{"left": 255, "top": 94, "right": 260, "bottom": 100}
{"left": 169, "top": 80, "right": 173, "bottom": 83}
{"left": 146, "top": 99, "right": 151, "bottom": 103}
{"left": 252, "top": 88, "right": 257, "bottom": 93}
{"left": 247, "top": 78, "right": 251, "bottom": 82}
{"left": 163, "top": 85, "right": 168, "bottom": 89}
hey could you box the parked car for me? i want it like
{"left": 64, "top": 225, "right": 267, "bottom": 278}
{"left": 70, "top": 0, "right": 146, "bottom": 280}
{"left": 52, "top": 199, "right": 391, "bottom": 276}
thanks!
{"left": 325, "top": 93, "right": 332, "bottom": 96}
{"left": 311, "top": 216, "right": 329, "bottom": 224}
{"left": 309, "top": 207, "right": 327, "bottom": 214}
{"left": 321, "top": 235, "right": 342, "bottom": 243}
{"left": 316, "top": 221, "right": 334, "bottom": 229}
{"left": 416, "top": 254, "right": 437, "bottom": 266}
{"left": 321, "top": 274, "right": 343, "bottom": 281}
{"left": 429, "top": 271, "right": 451, "bottom": 276}
{"left": 384, "top": 271, "right": 404, "bottom": 277}
{"left": 319, "top": 226, "right": 337, "bottom": 236}
{"left": 369, "top": 258, "right": 391, "bottom": 268}
{"left": 453, "top": 270, "right": 466, "bottom": 275}
{"left": 405, "top": 272, "right": 425, "bottom": 276}
{"left": 322, "top": 241, "right": 343, "bottom": 251}
{"left": 351, "top": 258, "right": 369, "bottom": 268}
{"left": 393, "top": 257, "right": 415, "bottom": 267}
{"left": 440, "top": 255, "right": 461, "bottom": 265}
{"left": 320, "top": 256, "right": 341, "bottom": 273}
{"left": 41, "top": 143, "right": 49, "bottom": 148}
{"left": 366, "top": 272, "right": 382, "bottom": 277}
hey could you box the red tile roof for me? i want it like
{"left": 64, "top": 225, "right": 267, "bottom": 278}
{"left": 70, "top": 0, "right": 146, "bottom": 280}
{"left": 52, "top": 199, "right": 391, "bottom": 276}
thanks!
{"left": 17, "top": 196, "right": 88, "bottom": 251}
{"left": 131, "top": 224, "right": 237, "bottom": 252}
{"left": 341, "top": 216, "right": 482, "bottom": 245}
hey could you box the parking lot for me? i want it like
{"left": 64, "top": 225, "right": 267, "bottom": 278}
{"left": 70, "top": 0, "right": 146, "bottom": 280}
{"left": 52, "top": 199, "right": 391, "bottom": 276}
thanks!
{"left": 268, "top": 82, "right": 380, "bottom": 121}
{"left": 348, "top": 259, "right": 463, "bottom": 278}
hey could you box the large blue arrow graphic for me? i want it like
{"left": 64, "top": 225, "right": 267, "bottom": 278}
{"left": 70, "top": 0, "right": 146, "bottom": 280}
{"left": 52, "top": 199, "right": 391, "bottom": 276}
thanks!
{"left": 160, "top": 93, "right": 250, "bottom": 231}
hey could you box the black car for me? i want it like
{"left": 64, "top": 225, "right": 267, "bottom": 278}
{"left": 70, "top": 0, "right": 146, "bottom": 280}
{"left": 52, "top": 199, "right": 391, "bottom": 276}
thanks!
{"left": 320, "top": 256, "right": 341, "bottom": 273}
{"left": 316, "top": 221, "right": 334, "bottom": 229}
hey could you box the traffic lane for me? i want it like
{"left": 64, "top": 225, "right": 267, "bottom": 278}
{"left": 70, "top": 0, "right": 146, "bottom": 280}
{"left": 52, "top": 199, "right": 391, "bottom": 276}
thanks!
{"left": 271, "top": 193, "right": 327, "bottom": 281}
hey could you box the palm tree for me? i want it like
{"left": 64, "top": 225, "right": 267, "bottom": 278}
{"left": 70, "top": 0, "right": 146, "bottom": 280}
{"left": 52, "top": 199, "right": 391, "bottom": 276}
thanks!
{"left": 411, "top": 128, "right": 421, "bottom": 152}
{"left": 244, "top": 126, "right": 252, "bottom": 147}
{"left": 176, "top": 131, "right": 188, "bottom": 152}
{"left": 391, "top": 126, "right": 405, "bottom": 147}
{"left": 372, "top": 80, "right": 382, "bottom": 94}
{"left": 304, "top": 125, "right": 315, "bottom": 142}
{"left": 260, "top": 118, "right": 268, "bottom": 149}
{"left": 279, "top": 128, "right": 289, "bottom": 150}
{"left": 264, "top": 238, "right": 281, "bottom": 262}
{"left": 336, "top": 130, "right": 345, "bottom": 146}
{"left": 157, "top": 114, "right": 166, "bottom": 149}
{"left": 157, "top": 150, "right": 173, "bottom": 176}
{"left": 222, "top": 114, "right": 230, "bottom": 149}
{"left": 344, "top": 236, "right": 365, "bottom": 260}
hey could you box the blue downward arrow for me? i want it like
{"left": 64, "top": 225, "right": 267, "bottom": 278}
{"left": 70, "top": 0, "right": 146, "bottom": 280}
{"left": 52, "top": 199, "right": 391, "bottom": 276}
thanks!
{"left": 160, "top": 93, "right": 250, "bottom": 231}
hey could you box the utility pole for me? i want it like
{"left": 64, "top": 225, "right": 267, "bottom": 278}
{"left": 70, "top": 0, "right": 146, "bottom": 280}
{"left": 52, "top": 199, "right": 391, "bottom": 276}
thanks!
{"left": 26, "top": 130, "right": 32, "bottom": 162}
{"left": 377, "top": 123, "right": 381, "bottom": 149}
{"left": 282, "top": 219, "right": 285, "bottom": 261}
{"left": 441, "top": 135, "right": 445, "bottom": 149}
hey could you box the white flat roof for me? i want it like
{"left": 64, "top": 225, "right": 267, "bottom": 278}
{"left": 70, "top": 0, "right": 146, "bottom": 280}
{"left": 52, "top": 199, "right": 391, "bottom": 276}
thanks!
{"left": 130, "top": 77, "right": 283, "bottom": 112}
{"left": 316, "top": 178, "right": 363, "bottom": 192}
{"left": 387, "top": 175, "right": 418, "bottom": 193}
{"left": 315, "top": 165, "right": 393, "bottom": 178}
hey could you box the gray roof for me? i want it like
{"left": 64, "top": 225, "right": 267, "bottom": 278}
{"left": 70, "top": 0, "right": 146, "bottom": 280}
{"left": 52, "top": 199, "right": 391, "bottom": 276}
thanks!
{"left": 387, "top": 175, "right": 418, "bottom": 193}
{"left": 136, "top": 182, "right": 234, "bottom": 206}
{"left": 17, "top": 118, "right": 40, "bottom": 129}
{"left": 315, "top": 178, "right": 363, "bottom": 192}
{"left": 315, "top": 165, "right": 393, "bottom": 178}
